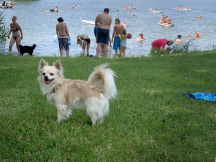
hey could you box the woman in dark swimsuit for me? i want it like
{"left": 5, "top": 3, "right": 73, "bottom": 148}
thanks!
{"left": 8, "top": 16, "right": 23, "bottom": 54}
{"left": 77, "top": 34, "right": 91, "bottom": 56}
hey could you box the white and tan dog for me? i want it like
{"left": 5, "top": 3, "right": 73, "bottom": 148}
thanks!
{"left": 38, "top": 59, "right": 117, "bottom": 126}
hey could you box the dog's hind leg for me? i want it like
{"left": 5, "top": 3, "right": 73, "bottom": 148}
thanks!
{"left": 86, "top": 108, "right": 97, "bottom": 126}
{"left": 98, "top": 99, "right": 109, "bottom": 125}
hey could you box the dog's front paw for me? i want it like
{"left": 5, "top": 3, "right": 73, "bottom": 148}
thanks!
{"left": 57, "top": 105, "right": 66, "bottom": 121}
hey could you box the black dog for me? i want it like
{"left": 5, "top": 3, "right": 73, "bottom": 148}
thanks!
{"left": 19, "top": 44, "right": 36, "bottom": 56}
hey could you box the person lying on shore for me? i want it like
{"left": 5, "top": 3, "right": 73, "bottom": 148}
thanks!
{"left": 77, "top": 34, "right": 91, "bottom": 56}
{"left": 136, "top": 33, "right": 146, "bottom": 41}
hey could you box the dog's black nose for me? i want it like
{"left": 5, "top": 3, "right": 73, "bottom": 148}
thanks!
{"left": 44, "top": 76, "right": 49, "bottom": 81}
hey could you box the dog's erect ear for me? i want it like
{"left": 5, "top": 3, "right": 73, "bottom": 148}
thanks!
{"left": 53, "top": 59, "right": 62, "bottom": 70}
{"left": 39, "top": 58, "right": 48, "bottom": 69}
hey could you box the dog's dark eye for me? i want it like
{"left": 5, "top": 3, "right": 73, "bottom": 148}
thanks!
{"left": 50, "top": 73, "right": 54, "bottom": 76}
{"left": 42, "top": 73, "right": 46, "bottom": 76}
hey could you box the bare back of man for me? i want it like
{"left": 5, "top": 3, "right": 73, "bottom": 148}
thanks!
{"left": 56, "top": 22, "right": 69, "bottom": 37}
{"left": 95, "top": 13, "right": 112, "bottom": 29}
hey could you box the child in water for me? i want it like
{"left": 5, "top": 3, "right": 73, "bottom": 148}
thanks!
{"left": 176, "top": 35, "right": 182, "bottom": 44}
{"left": 120, "top": 29, "right": 127, "bottom": 58}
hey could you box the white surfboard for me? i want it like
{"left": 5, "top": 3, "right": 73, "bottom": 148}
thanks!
{"left": 181, "top": 8, "right": 191, "bottom": 10}
{"left": 160, "top": 23, "right": 174, "bottom": 27}
{"left": 153, "top": 11, "right": 164, "bottom": 13}
{"left": 173, "top": 8, "right": 191, "bottom": 10}
{"left": 81, "top": 20, "right": 95, "bottom": 25}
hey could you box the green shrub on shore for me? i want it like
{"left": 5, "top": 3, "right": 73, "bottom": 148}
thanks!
{"left": 0, "top": 53, "right": 216, "bottom": 161}
{"left": 0, "top": 11, "right": 8, "bottom": 44}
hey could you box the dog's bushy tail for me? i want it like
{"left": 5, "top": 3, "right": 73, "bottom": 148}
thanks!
{"left": 87, "top": 63, "right": 117, "bottom": 99}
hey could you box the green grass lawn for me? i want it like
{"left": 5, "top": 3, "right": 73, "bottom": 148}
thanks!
{"left": 0, "top": 52, "right": 216, "bottom": 161}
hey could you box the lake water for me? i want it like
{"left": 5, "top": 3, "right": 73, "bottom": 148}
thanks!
{"left": 0, "top": 0, "right": 216, "bottom": 57}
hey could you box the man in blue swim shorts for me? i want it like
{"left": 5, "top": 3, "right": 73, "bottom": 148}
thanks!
{"left": 95, "top": 8, "right": 112, "bottom": 58}
{"left": 112, "top": 18, "right": 124, "bottom": 56}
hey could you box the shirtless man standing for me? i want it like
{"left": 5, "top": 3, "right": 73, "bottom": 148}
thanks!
{"left": 95, "top": 8, "right": 112, "bottom": 57}
{"left": 112, "top": 18, "right": 124, "bottom": 55}
{"left": 56, "top": 17, "right": 71, "bottom": 57}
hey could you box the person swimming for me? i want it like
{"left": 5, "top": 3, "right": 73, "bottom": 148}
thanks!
{"left": 2, "top": 1, "right": 7, "bottom": 6}
{"left": 153, "top": 8, "right": 157, "bottom": 12}
{"left": 136, "top": 33, "right": 146, "bottom": 41}
{"left": 72, "top": 4, "right": 76, "bottom": 9}
{"left": 126, "top": 4, "right": 129, "bottom": 9}
{"left": 189, "top": 32, "right": 200, "bottom": 38}
{"left": 194, "top": 32, "right": 200, "bottom": 38}
{"left": 50, "top": 6, "right": 58, "bottom": 12}
{"left": 129, "top": 4, "right": 134, "bottom": 9}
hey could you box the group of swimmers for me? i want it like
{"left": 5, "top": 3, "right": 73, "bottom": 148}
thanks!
{"left": 1, "top": 1, "right": 15, "bottom": 8}
{"left": 40, "top": 4, "right": 77, "bottom": 12}
{"left": 126, "top": 4, "right": 134, "bottom": 10}
{"left": 175, "top": 31, "right": 200, "bottom": 45}
{"left": 176, "top": 5, "right": 190, "bottom": 10}
{"left": 41, "top": 6, "right": 58, "bottom": 12}
{"left": 158, "top": 15, "right": 172, "bottom": 25}
{"left": 150, "top": 8, "right": 159, "bottom": 12}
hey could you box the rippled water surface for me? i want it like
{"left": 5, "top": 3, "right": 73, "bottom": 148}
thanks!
{"left": 1, "top": 0, "right": 216, "bottom": 57}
